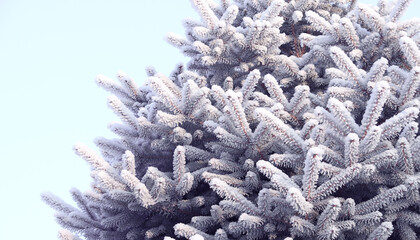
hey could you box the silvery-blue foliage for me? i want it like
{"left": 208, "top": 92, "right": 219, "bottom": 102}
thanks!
{"left": 43, "top": 0, "right": 420, "bottom": 239}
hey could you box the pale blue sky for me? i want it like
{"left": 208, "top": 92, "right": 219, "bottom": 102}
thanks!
{"left": 0, "top": 1, "right": 417, "bottom": 240}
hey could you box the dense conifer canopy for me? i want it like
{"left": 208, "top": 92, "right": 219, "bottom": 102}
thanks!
{"left": 43, "top": 0, "right": 420, "bottom": 239}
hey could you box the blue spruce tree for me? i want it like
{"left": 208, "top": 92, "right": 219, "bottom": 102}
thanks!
{"left": 43, "top": 0, "right": 420, "bottom": 239}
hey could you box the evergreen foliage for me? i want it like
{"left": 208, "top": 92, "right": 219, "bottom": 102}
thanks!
{"left": 43, "top": 0, "right": 420, "bottom": 239}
